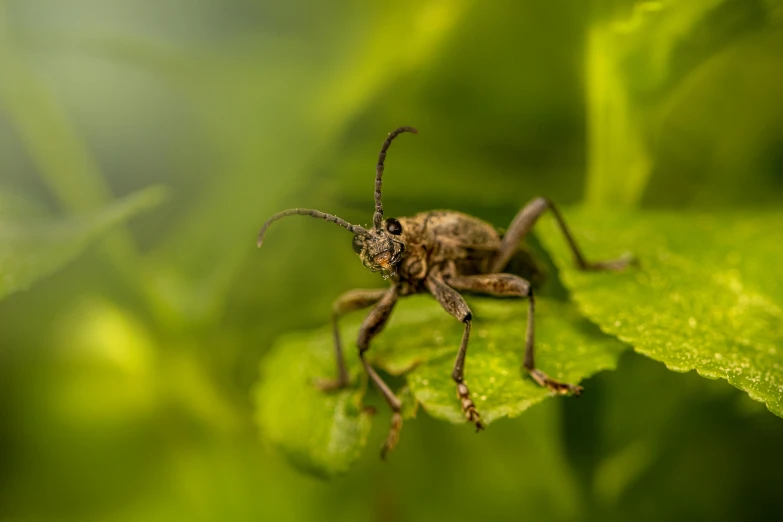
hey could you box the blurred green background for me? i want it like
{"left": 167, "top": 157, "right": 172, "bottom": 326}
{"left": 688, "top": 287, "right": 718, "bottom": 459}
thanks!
{"left": 1, "top": 0, "right": 783, "bottom": 520}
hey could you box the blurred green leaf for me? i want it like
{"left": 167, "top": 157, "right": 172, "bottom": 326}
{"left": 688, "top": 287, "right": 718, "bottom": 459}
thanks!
{"left": 0, "top": 16, "right": 143, "bottom": 266}
{"left": 255, "top": 295, "right": 626, "bottom": 476}
{"left": 254, "top": 329, "right": 373, "bottom": 479}
{"left": 585, "top": 0, "right": 773, "bottom": 207}
{"left": 539, "top": 208, "right": 783, "bottom": 417}
{"left": 644, "top": 26, "right": 783, "bottom": 209}
{"left": 139, "top": 0, "right": 474, "bottom": 324}
{"left": 0, "top": 186, "right": 165, "bottom": 301}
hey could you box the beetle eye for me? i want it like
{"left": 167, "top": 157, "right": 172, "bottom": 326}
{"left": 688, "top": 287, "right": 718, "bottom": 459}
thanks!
{"left": 385, "top": 218, "right": 403, "bottom": 235}
{"left": 351, "top": 235, "right": 364, "bottom": 254}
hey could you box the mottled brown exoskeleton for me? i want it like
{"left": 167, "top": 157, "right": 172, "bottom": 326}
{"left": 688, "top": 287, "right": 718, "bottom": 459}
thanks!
{"left": 258, "top": 127, "right": 632, "bottom": 458}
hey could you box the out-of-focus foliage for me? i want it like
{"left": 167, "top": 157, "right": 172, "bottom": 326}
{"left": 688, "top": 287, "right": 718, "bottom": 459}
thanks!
{"left": 1, "top": 0, "right": 783, "bottom": 520}
{"left": 0, "top": 186, "right": 163, "bottom": 299}
{"left": 540, "top": 209, "right": 783, "bottom": 416}
{"left": 257, "top": 296, "right": 626, "bottom": 476}
{"left": 586, "top": 0, "right": 783, "bottom": 208}
{"left": 255, "top": 328, "right": 373, "bottom": 478}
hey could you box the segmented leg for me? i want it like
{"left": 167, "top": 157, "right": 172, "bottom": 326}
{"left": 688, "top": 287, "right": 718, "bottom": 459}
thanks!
{"left": 425, "top": 275, "right": 484, "bottom": 431}
{"left": 317, "top": 288, "right": 389, "bottom": 391}
{"left": 491, "top": 197, "right": 634, "bottom": 273}
{"left": 448, "top": 274, "right": 582, "bottom": 395}
{"left": 355, "top": 287, "right": 402, "bottom": 459}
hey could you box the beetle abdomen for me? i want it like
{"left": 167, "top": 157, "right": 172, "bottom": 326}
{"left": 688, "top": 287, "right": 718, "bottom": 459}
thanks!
{"left": 411, "top": 210, "right": 501, "bottom": 249}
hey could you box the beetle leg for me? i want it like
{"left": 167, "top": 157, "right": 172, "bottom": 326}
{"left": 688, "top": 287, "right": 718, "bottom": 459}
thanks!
{"left": 448, "top": 274, "right": 582, "bottom": 395}
{"left": 355, "top": 287, "right": 403, "bottom": 459}
{"left": 426, "top": 275, "right": 484, "bottom": 432}
{"left": 316, "top": 288, "right": 390, "bottom": 391}
{"left": 491, "top": 197, "right": 635, "bottom": 273}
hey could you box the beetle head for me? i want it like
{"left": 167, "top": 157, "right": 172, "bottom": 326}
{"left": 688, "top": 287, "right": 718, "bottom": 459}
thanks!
{"left": 257, "top": 127, "right": 417, "bottom": 279}
{"left": 352, "top": 217, "right": 405, "bottom": 277}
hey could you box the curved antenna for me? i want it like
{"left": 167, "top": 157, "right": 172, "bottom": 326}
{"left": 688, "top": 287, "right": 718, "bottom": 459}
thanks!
{"left": 257, "top": 208, "right": 370, "bottom": 247}
{"left": 373, "top": 126, "right": 417, "bottom": 231}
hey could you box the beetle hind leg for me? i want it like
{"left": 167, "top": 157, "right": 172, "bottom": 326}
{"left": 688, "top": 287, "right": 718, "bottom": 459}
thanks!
{"left": 491, "top": 197, "right": 635, "bottom": 273}
{"left": 447, "top": 274, "right": 584, "bottom": 396}
{"left": 519, "top": 287, "right": 583, "bottom": 395}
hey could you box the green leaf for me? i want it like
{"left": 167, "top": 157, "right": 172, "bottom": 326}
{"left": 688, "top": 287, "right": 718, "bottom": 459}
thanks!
{"left": 0, "top": 186, "right": 165, "bottom": 301}
{"left": 538, "top": 208, "right": 783, "bottom": 417}
{"left": 254, "top": 295, "right": 627, "bottom": 477}
{"left": 0, "top": 15, "right": 144, "bottom": 272}
{"left": 586, "top": 0, "right": 718, "bottom": 207}
{"left": 406, "top": 299, "right": 626, "bottom": 424}
{"left": 585, "top": 0, "right": 771, "bottom": 207}
{"left": 253, "top": 329, "right": 373, "bottom": 479}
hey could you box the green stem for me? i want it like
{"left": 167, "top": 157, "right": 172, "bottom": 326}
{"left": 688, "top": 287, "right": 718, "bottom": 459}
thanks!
{"left": 585, "top": 16, "right": 652, "bottom": 209}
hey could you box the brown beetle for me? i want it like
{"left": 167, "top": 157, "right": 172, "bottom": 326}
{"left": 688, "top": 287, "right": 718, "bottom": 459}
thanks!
{"left": 258, "top": 127, "right": 632, "bottom": 457}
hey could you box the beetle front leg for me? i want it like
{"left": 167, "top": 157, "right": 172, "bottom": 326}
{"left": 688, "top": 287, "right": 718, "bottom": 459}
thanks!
{"left": 317, "top": 288, "right": 390, "bottom": 391}
{"left": 448, "top": 274, "right": 582, "bottom": 395}
{"left": 491, "top": 197, "right": 634, "bottom": 273}
{"left": 355, "top": 287, "right": 404, "bottom": 459}
{"left": 425, "top": 275, "right": 484, "bottom": 432}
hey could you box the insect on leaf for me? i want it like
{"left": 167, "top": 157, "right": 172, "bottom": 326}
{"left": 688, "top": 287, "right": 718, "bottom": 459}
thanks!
{"left": 404, "top": 298, "right": 626, "bottom": 424}
{"left": 254, "top": 295, "right": 627, "bottom": 477}
{"left": 538, "top": 208, "right": 783, "bottom": 417}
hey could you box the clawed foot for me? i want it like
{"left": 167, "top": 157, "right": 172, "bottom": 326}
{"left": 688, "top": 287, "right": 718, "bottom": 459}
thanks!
{"left": 457, "top": 382, "right": 485, "bottom": 432}
{"left": 586, "top": 253, "right": 638, "bottom": 272}
{"left": 380, "top": 412, "right": 403, "bottom": 460}
{"left": 317, "top": 378, "right": 398, "bottom": 459}
{"left": 314, "top": 377, "right": 348, "bottom": 392}
{"left": 529, "top": 369, "right": 583, "bottom": 396}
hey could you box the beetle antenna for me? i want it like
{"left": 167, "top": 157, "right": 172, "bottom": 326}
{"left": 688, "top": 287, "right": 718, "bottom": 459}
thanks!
{"left": 373, "top": 126, "right": 417, "bottom": 231}
{"left": 257, "top": 208, "right": 371, "bottom": 247}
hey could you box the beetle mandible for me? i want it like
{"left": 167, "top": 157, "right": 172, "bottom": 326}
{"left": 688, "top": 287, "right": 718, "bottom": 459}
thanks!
{"left": 258, "top": 127, "right": 633, "bottom": 458}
